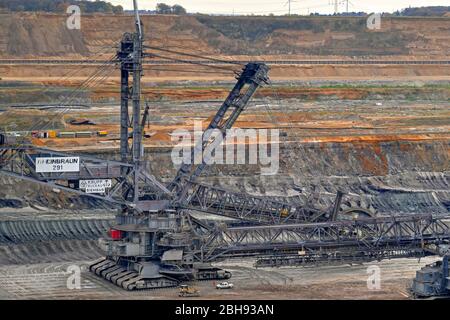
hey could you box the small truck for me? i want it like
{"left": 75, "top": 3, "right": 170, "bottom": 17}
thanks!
{"left": 216, "top": 282, "right": 234, "bottom": 290}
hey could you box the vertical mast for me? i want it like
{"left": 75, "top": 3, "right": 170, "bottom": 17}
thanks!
{"left": 132, "top": 0, "right": 143, "bottom": 203}
{"left": 119, "top": 0, "right": 144, "bottom": 203}
{"left": 119, "top": 47, "right": 129, "bottom": 163}
{"left": 133, "top": 0, "right": 142, "bottom": 39}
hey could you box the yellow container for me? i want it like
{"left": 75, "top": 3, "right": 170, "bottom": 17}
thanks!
{"left": 48, "top": 130, "right": 57, "bottom": 138}
{"left": 97, "top": 131, "right": 109, "bottom": 137}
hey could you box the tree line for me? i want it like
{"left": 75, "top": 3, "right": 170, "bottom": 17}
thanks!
{"left": 0, "top": 0, "right": 124, "bottom": 13}
{"left": 395, "top": 6, "right": 450, "bottom": 17}
{"left": 1, "top": 1, "right": 445, "bottom": 17}
{"left": 156, "top": 3, "right": 187, "bottom": 15}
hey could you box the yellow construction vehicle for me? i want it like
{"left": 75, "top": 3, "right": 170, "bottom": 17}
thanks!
{"left": 280, "top": 208, "right": 289, "bottom": 218}
{"left": 178, "top": 285, "right": 200, "bottom": 297}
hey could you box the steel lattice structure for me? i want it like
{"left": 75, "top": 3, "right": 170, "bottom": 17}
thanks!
{"left": 0, "top": 146, "right": 330, "bottom": 223}
{"left": 180, "top": 180, "right": 326, "bottom": 224}
{"left": 197, "top": 214, "right": 450, "bottom": 265}
{"left": 0, "top": 146, "right": 168, "bottom": 207}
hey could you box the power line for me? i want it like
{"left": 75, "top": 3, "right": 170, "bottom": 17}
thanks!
{"left": 284, "top": 0, "right": 295, "bottom": 16}
{"left": 27, "top": 56, "right": 118, "bottom": 132}
{"left": 18, "top": 44, "right": 118, "bottom": 108}
{"left": 149, "top": 67, "right": 232, "bottom": 75}
{"left": 230, "top": 2, "right": 333, "bottom": 15}
{"left": 145, "top": 46, "right": 243, "bottom": 66}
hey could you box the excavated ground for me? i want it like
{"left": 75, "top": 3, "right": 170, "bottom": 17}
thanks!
{"left": 0, "top": 206, "right": 440, "bottom": 300}
{"left": 0, "top": 212, "right": 440, "bottom": 300}
{"left": 1, "top": 13, "right": 450, "bottom": 87}
{"left": 0, "top": 11, "right": 449, "bottom": 301}
{"left": 0, "top": 88, "right": 448, "bottom": 299}
{"left": 0, "top": 251, "right": 439, "bottom": 300}
{"left": 1, "top": 90, "right": 448, "bottom": 216}
{"left": 1, "top": 13, "right": 449, "bottom": 59}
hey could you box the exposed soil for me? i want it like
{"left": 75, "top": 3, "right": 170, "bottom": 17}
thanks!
{"left": 0, "top": 234, "right": 435, "bottom": 300}
{"left": 1, "top": 13, "right": 450, "bottom": 83}
{"left": 1, "top": 98, "right": 448, "bottom": 216}
{"left": 0, "top": 12, "right": 449, "bottom": 301}
{"left": 2, "top": 65, "right": 450, "bottom": 84}
{"left": 1, "top": 13, "right": 449, "bottom": 59}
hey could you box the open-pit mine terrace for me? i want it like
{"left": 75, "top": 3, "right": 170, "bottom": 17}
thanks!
{"left": 0, "top": 12, "right": 449, "bottom": 300}
{"left": 0, "top": 92, "right": 448, "bottom": 299}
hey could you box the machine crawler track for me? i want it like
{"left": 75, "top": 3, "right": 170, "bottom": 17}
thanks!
{"left": 89, "top": 258, "right": 232, "bottom": 291}
{"left": 90, "top": 258, "right": 181, "bottom": 291}
{"left": 196, "top": 268, "right": 232, "bottom": 281}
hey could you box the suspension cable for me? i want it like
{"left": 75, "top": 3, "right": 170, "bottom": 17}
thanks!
{"left": 27, "top": 56, "right": 118, "bottom": 133}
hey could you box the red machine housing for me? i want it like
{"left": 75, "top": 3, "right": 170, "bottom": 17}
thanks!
{"left": 109, "top": 229, "right": 123, "bottom": 240}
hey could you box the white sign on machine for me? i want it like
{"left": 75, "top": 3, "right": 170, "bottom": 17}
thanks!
{"left": 35, "top": 157, "right": 80, "bottom": 173}
{"left": 80, "top": 179, "right": 112, "bottom": 194}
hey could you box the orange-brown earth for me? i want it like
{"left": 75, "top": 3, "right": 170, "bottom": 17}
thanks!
{"left": 19, "top": 99, "right": 448, "bottom": 178}
{"left": 1, "top": 13, "right": 449, "bottom": 301}
{"left": 0, "top": 12, "right": 448, "bottom": 195}
{"left": 1, "top": 13, "right": 449, "bottom": 59}
{"left": 2, "top": 64, "right": 450, "bottom": 82}
{"left": 1, "top": 13, "right": 450, "bottom": 81}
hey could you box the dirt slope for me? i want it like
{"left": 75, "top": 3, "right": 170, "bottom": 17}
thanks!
{"left": 0, "top": 12, "right": 449, "bottom": 59}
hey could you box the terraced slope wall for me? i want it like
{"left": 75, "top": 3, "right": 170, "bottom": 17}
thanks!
{"left": 0, "top": 13, "right": 449, "bottom": 58}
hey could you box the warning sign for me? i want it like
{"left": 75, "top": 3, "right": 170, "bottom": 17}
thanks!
{"left": 36, "top": 157, "right": 80, "bottom": 173}
{"left": 80, "top": 179, "right": 112, "bottom": 194}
